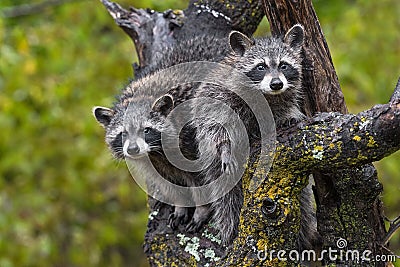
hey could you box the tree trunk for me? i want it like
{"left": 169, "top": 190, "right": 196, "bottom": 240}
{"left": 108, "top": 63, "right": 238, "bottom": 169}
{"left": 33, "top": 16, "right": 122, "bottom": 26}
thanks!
{"left": 100, "top": 0, "right": 398, "bottom": 266}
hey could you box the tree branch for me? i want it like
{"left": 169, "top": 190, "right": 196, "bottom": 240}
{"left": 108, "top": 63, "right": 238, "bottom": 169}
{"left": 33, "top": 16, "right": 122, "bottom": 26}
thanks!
{"left": 276, "top": 101, "right": 400, "bottom": 171}
{"left": 390, "top": 77, "right": 400, "bottom": 103}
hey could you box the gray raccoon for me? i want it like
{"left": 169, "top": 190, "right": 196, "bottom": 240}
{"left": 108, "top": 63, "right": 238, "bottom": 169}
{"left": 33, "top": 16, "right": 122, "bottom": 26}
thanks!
{"left": 191, "top": 24, "right": 317, "bottom": 248}
{"left": 93, "top": 75, "right": 209, "bottom": 230}
{"left": 93, "top": 35, "right": 230, "bottom": 231}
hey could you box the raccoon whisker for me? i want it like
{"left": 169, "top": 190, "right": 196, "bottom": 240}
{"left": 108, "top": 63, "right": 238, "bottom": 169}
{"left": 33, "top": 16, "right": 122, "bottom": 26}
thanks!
{"left": 148, "top": 145, "right": 162, "bottom": 150}
{"left": 147, "top": 140, "right": 162, "bottom": 146}
{"left": 114, "top": 159, "right": 125, "bottom": 167}
{"left": 113, "top": 147, "right": 124, "bottom": 154}
{"left": 238, "top": 80, "right": 258, "bottom": 85}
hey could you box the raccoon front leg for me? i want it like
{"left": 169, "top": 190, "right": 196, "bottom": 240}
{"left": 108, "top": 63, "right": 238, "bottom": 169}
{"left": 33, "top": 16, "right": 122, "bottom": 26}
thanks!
{"left": 210, "top": 183, "right": 243, "bottom": 245}
{"left": 185, "top": 174, "right": 211, "bottom": 232}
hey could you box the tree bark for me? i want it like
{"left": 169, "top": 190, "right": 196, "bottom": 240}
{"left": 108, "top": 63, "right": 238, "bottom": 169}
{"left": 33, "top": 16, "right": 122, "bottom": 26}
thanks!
{"left": 100, "top": 0, "right": 398, "bottom": 266}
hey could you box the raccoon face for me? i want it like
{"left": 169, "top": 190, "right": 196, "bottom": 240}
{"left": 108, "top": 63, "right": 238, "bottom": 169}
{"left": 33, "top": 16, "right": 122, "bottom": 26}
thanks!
{"left": 93, "top": 94, "right": 174, "bottom": 160}
{"left": 229, "top": 24, "right": 304, "bottom": 96}
{"left": 121, "top": 125, "right": 151, "bottom": 160}
{"left": 244, "top": 59, "right": 297, "bottom": 95}
{"left": 123, "top": 94, "right": 174, "bottom": 159}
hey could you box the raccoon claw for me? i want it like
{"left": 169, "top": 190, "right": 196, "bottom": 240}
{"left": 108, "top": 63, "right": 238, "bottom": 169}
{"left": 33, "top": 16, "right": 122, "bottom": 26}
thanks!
{"left": 186, "top": 218, "right": 206, "bottom": 233}
{"left": 168, "top": 207, "right": 189, "bottom": 230}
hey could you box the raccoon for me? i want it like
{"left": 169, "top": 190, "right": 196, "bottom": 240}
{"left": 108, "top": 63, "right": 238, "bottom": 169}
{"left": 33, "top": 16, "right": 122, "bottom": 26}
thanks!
{"left": 93, "top": 35, "right": 230, "bottom": 231}
{"left": 93, "top": 76, "right": 210, "bottom": 230}
{"left": 188, "top": 24, "right": 317, "bottom": 247}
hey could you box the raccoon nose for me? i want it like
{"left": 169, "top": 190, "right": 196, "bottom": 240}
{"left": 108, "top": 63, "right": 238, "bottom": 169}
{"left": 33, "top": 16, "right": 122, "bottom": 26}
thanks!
{"left": 270, "top": 78, "right": 284, "bottom": 91}
{"left": 127, "top": 143, "right": 140, "bottom": 155}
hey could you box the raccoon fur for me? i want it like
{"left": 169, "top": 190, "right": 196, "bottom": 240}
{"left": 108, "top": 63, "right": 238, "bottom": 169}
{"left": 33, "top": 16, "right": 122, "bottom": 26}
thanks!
{"left": 137, "top": 34, "right": 230, "bottom": 79}
{"left": 189, "top": 24, "right": 317, "bottom": 248}
{"left": 93, "top": 35, "right": 230, "bottom": 231}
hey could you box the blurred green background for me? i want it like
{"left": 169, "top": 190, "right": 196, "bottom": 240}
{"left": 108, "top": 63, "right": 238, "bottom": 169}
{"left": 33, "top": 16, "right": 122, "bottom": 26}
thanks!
{"left": 0, "top": 0, "right": 399, "bottom": 266}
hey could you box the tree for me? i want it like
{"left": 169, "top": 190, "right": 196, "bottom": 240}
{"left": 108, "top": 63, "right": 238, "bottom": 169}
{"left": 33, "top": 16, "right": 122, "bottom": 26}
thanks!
{"left": 100, "top": 0, "right": 400, "bottom": 265}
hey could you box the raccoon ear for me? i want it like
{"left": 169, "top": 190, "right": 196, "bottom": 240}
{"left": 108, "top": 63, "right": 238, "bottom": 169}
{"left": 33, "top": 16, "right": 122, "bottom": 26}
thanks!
{"left": 229, "top": 31, "right": 255, "bottom": 56}
{"left": 284, "top": 24, "right": 305, "bottom": 51}
{"left": 152, "top": 94, "right": 174, "bottom": 116}
{"left": 93, "top": 106, "right": 113, "bottom": 127}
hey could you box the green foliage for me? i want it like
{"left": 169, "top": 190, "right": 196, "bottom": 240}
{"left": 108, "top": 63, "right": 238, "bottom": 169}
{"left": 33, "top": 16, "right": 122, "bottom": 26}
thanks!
{"left": 0, "top": 0, "right": 399, "bottom": 266}
{"left": 0, "top": 0, "right": 158, "bottom": 266}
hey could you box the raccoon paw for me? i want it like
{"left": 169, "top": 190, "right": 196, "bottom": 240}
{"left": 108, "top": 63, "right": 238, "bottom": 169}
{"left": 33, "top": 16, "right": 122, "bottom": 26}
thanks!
{"left": 221, "top": 148, "right": 238, "bottom": 175}
{"left": 186, "top": 206, "right": 210, "bottom": 233}
{"left": 168, "top": 207, "right": 190, "bottom": 230}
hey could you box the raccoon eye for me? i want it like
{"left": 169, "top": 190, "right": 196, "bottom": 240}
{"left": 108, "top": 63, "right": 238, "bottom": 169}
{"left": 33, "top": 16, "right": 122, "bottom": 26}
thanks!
{"left": 256, "top": 64, "right": 266, "bottom": 71}
{"left": 280, "top": 63, "right": 289, "bottom": 70}
{"left": 143, "top": 127, "right": 151, "bottom": 134}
